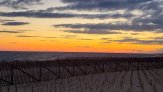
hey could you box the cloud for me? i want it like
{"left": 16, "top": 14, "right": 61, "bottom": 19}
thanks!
{"left": 63, "top": 29, "right": 121, "bottom": 34}
{"left": 148, "top": 37, "right": 163, "bottom": 40}
{"left": 59, "top": 0, "right": 152, "bottom": 11}
{"left": 17, "top": 35, "right": 59, "bottom": 38}
{"left": 101, "top": 38, "right": 111, "bottom": 40}
{"left": 59, "top": 35, "right": 77, "bottom": 39}
{"left": 17, "top": 35, "right": 40, "bottom": 37}
{"left": 0, "top": 0, "right": 152, "bottom": 11}
{"left": 104, "top": 37, "right": 163, "bottom": 45}
{"left": 44, "top": 37, "right": 57, "bottom": 38}
{"left": 0, "top": 11, "right": 134, "bottom": 19}
{"left": 54, "top": 23, "right": 163, "bottom": 32}
{"left": 0, "top": 0, "right": 163, "bottom": 34}
{"left": 0, "top": 30, "right": 22, "bottom": 33}
{"left": 130, "top": 33, "right": 141, "bottom": 35}
{"left": 0, "top": 19, "right": 14, "bottom": 22}
{"left": 78, "top": 38, "right": 93, "bottom": 40}
{"left": 0, "top": 11, "right": 77, "bottom": 18}
{"left": 0, "top": 0, "right": 41, "bottom": 9}
{"left": 56, "top": 0, "right": 163, "bottom": 33}
{"left": 2, "top": 21, "right": 29, "bottom": 26}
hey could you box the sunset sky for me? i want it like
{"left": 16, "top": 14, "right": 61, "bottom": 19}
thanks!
{"left": 0, "top": 0, "right": 163, "bottom": 53}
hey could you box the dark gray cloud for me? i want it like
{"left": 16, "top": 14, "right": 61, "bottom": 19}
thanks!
{"left": 63, "top": 29, "right": 121, "bottom": 34}
{"left": 17, "top": 35, "right": 59, "bottom": 38}
{"left": 2, "top": 21, "right": 29, "bottom": 26}
{"left": 59, "top": 0, "right": 151, "bottom": 11}
{"left": 0, "top": 11, "right": 134, "bottom": 19}
{"left": 0, "top": 19, "right": 14, "bottom": 22}
{"left": 57, "top": 0, "right": 163, "bottom": 33}
{"left": 54, "top": 23, "right": 163, "bottom": 32}
{"left": 0, "top": 11, "right": 76, "bottom": 18}
{"left": 116, "top": 37, "right": 140, "bottom": 43}
{"left": 0, "top": 0, "right": 162, "bottom": 34}
{"left": 0, "top": 30, "right": 22, "bottom": 33}
{"left": 104, "top": 37, "right": 163, "bottom": 45}
{"left": 136, "top": 40, "right": 163, "bottom": 45}
{"left": 0, "top": 0, "right": 153, "bottom": 10}
{"left": 17, "top": 35, "right": 40, "bottom": 37}
{"left": 0, "top": 0, "right": 41, "bottom": 9}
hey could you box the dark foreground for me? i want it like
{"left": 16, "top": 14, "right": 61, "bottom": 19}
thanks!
{"left": 0, "top": 57, "right": 163, "bottom": 86}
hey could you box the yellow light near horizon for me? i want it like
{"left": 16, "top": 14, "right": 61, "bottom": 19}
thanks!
{"left": 0, "top": 33, "right": 162, "bottom": 53}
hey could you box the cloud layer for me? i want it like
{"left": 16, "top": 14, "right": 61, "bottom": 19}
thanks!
{"left": 102, "top": 37, "right": 163, "bottom": 45}
{"left": 59, "top": 0, "right": 151, "bottom": 10}
{"left": 0, "top": 0, "right": 163, "bottom": 45}
{"left": 0, "top": 0, "right": 163, "bottom": 33}
{"left": 0, "top": 30, "right": 22, "bottom": 33}
{"left": 54, "top": 22, "right": 163, "bottom": 34}
{"left": 2, "top": 21, "right": 29, "bottom": 26}
{"left": 0, "top": 0, "right": 41, "bottom": 9}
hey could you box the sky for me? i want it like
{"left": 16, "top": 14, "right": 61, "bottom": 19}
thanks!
{"left": 0, "top": 0, "right": 163, "bottom": 53}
